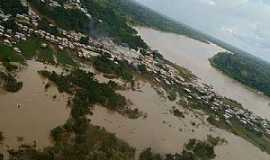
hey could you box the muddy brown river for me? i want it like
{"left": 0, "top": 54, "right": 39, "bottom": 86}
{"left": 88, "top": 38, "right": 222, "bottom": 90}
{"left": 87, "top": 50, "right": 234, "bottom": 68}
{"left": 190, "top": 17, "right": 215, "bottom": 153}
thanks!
{"left": 91, "top": 27, "right": 270, "bottom": 159}
{"left": 0, "top": 61, "right": 70, "bottom": 150}
{"left": 136, "top": 27, "right": 270, "bottom": 121}
{"left": 1, "top": 28, "right": 270, "bottom": 160}
{"left": 91, "top": 83, "right": 270, "bottom": 160}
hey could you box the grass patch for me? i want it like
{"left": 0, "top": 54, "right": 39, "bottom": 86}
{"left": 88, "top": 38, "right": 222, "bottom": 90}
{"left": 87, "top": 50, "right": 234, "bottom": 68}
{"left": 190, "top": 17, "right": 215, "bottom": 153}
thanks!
{"left": 56, "top": 49, "right": 77, "bottom": 66}
{"left": 229, "top": 118, "right": 270, "bottom": 153}
{"left": 38, "top": 69, "right": 141, "bottom": 118}
{"left": 16, "top": 38, "right": 42, "bottom": 59}
{"left": 93, "top": 55, "right": 134, "bottom": 81}
{"left": 207, "top": 115, "right": 270, "bottom": 154}
{"left": 0, "top": 71, "right": 23, "bottom": 92}
{"left": 2, "top": 62, "right": 18, "bottom": 72}
{"left": 0, "top": 44, "right": 24, "bottom": 63}
{"left": 8, "top": 69, "right": 138, "bottom": 160}
{"left": 164, "top": 59, "right": 195, "bottom": 82}
{"left": 8, "top": 123, "right": 135, "bottom": 160}
{"left": 210, "top": 52, "right": 270, "bottom": 97}
{"left": 36, "top": 46, "right": 56, "bottom": 64}
{"left": 16, "top": 38, "right": 77, "bottom": 66}
{"left": 139, "top": 137, "right": 221, "bottom": 160}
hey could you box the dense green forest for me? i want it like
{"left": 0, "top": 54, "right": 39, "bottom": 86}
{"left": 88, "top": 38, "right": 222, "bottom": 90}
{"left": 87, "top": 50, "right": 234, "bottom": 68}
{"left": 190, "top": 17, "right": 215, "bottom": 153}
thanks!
{"left": 29, "top": 0, "right": 148, "bottom": 51}
{"left": 210, "top": 52, "right": 270, "bottom": 97}
{"left": 81, "top": 0, "right": 208, "bottom": 44}
{"left": 0, "top": 71, "right": 23, "bottom": 92}
{"left": 93, "top": 55, "right": 134, "bottom": 81}
{"left": 28, "top": 0, "right": 210, "bottom": 50}
{"left": 2, "top": 0, "right": 249, "bottom": 54}
{"left": 110, "top": 0, "right": 208, "bottom": 43}
{"left": 0, "top": 0, "right": 28, "bottom": 16}
{"left": 0, "top": 0, "right": 209, "bottom": 50}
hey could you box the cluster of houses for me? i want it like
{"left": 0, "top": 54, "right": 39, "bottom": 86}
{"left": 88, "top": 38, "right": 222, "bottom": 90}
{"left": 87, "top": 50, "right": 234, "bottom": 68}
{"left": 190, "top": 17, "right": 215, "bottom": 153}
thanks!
{"left": 45, "top": 0, "right": 92, "bottom": 18}
{"left": 169, "top": 71, "right": 270, "bottom": 136}
{"left": 51, "top": 0, "right": 83, "bottom": 11}
{"left": 0, "top": 0, "right": 101, "bottom": 59}
{"left": 1, "top": 0, "right": 270, "bottom": 138}
{"left": 0, "top": 12, "right": 33, "bottom": 52}
{"left": 0, "top": 23, "right": 25, "bottom": 54}
{"left": 0, "top": 10, "right": 10, "bottom": 22}
{"left": 180, "top": 74, "right": 270, "bottom": 136}
{"left": 130, "top": 51, "right": 187, "bottom": 86}
{"left": 0, "top": 7, "right": 103, "bottom": 58}
{"left": 0, "top": 9, "right": 9, "bottom": 40}
{"left": 124, "top": 45, "right": 270, "bottom": 137}
{"left": 0, "top": 25, "right": 4, "bottom": 37}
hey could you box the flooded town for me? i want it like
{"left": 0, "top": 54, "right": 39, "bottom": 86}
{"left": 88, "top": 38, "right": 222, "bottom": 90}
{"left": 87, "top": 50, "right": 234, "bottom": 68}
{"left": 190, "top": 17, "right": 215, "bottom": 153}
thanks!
{"left": 1, "top": 0, "right": 270, "bottom": 160}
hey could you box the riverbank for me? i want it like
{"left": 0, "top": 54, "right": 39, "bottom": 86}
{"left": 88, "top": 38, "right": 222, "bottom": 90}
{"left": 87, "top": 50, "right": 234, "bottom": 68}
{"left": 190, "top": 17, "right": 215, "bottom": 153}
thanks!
{"left": 1, "top": 12, "right": 270, "bottom": 159}
{"left": 136, "top": 27, "right": 270, "bottom": 121}
{"left": 91, "top": 82, "right": 270, "bottom": 160}
{"left": 209, "top": 51, "right": 270, "bottom": 98}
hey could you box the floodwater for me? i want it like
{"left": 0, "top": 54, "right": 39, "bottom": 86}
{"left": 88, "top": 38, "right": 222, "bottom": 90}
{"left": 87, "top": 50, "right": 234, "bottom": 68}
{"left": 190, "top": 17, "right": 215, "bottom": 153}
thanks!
{"left": 91, "top": 83, "right": 270, "bottom": 160}
{"left": 91, "top": 27, "right": 270, "bottom": 159}
{"left": 136, "top": 27, "right": 270, "bottom": 121}
{"left": 0, "top": 61, "right": 70, "bottom": 150}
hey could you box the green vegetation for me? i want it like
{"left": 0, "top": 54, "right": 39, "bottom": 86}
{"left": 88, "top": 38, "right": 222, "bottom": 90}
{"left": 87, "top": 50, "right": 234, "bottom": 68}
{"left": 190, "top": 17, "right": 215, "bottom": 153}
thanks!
{"left": 0, "top": 44, "right": 25, "bottom": 63}
{"left": 139, "top": 148, "right": 162, "bottom": 160}
{"left": 139, "top": 137, "right": 221, "bottom": 160}
{"left": 157, "top": 68, "right": 270, "bottom": 155}
{"left": 0, "top": 71, "right": 23, "bottom": 92}
{"left": 1, "top": 37, "right": 60, "bottom": 65}
{"left": 93, "top": 55, "right": 134, "bottom": 81}
{"left": 171, "top": 107, "right": 185, "bottom": 118}
{"left": 8, "top": 69, "right": 140, "bottom": 160}
{"left": 38, "top": 18, "right": 59, "bottom": 35}
{"left": 28, "top": 0, "right": 211, "bottom": 50}
{"left": 0, "top": 0, "right": 28, "bottom": 16}
{"left": 29, "top": 0, "right": 148, "bottom": 50}
{"left": 185, "top": 139, "right": 215, "bottom": 160}
{"left": 137, "top": 64, "right": 147, "bottom": 73}
{"left": 167, "top": 89, "right": 177, "bottom": 101}
{"left": 16, "top": 38, "right": 42, "bottom": 59}
{"left": 36, "top": 45, "right": 56, "bottom": 64}
{"left": 164, "top": 59, "right": 195, "bottom": 81}
{"left": 110, "top": 0, "right": 208, "bottom": 43}
{"left": 56, "top": 50, "right": 77, "bottom": 66}
{"left": 0, "top": 18, "right": 19, "bottom": 34}
{"left": 0, "top": 131, "right": 3, "bottom": 142}
{"left": 2, "top": 62, "right": 18, "bottom": 72}
{"left": 29, "top": 0, "right": 90, "bottom": 33}
{"left": 79, "top": 36, "right": 89, "bottom": 45}
{"left": 210, "top": 52, "right": 270, "bottom": 97}
{"left": 8, "top": 123, "right": 135, "bottom": 160}
{"left": 206, "top": 135, "right": 227, "bottom": 146}
{"left": 80, "top": 0, "right": 148, "bottom": 50}
{"left": 38, "top": 69, "right": 140, "bottom": 118}
{"left": 207, "top": 115, "right": 270, "bottom": 154}
{"left": 16, "top": 37, "right": 77, "bottom": 66}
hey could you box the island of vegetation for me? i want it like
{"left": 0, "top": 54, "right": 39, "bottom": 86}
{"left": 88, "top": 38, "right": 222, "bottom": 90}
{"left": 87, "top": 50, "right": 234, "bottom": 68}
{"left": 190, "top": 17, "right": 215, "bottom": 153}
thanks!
{"left": 210, "top": 52, "right": 270, "bottom": 97}
{"left": 1, "top": 0, "right": 270, "bottom": 159}
{"left": 0, "top": 71, "right": 23, "bottom": 92}
{"left": 38, "top": 69, "right": 141, "bottom": 119}
{"left": 139, "top": 135, "right": 226, "bottom": 160}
